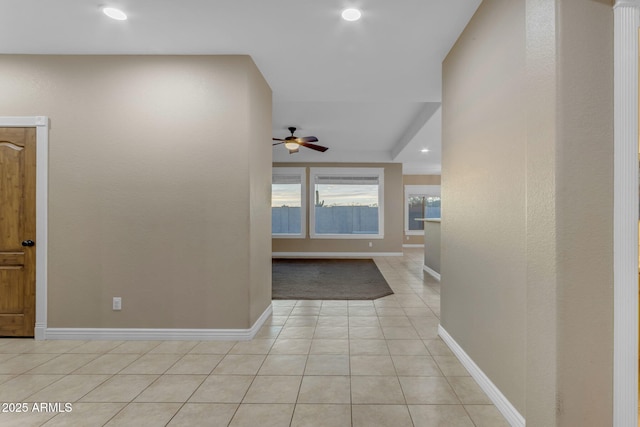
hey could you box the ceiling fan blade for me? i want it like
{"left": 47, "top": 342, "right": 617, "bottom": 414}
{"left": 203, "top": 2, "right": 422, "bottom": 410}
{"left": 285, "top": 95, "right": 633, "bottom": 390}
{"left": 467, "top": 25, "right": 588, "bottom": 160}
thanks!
{"left": 297, "top": 136, "right": 318, "bottom": 143}
{"left": 272, "top": 141, "right": 285, "bottom": 146}
{"left": 272, "top": 138, "right": 285, "bottom": 141}
{"left": 299, "top": 142, "right": 329, "bottom": 152}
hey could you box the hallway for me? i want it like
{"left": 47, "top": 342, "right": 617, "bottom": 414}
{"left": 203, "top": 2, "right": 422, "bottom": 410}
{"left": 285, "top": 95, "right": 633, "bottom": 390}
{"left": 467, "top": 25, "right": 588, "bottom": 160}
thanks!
{"left": 0, "top": 249, "right": 507, "bottom": 426}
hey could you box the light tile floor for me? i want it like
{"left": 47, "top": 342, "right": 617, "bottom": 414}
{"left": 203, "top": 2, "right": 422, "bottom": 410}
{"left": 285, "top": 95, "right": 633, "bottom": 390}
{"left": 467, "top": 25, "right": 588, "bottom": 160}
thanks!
{"left": 0, "top": 249, "right": 509, "bottom": 426}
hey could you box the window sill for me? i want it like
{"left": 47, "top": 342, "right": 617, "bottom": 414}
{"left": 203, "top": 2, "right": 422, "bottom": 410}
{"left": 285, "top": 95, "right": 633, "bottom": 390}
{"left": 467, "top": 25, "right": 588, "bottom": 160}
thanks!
{"left": 309, "top": 234, "right": 384, "bottom": 240}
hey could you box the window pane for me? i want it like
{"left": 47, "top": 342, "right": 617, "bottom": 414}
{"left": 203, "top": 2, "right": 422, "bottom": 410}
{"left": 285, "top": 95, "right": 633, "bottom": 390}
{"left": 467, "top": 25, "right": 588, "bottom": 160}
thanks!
{"left": 272, "top": 181, "right": 302, "bottom": 234}
{"left": 314, "top": 181, "right": 379, "bottom": 234}
{"left": 408, "top": 195, "right": 441, "bottom": 231}
{"left": 426, "top": 196, "right": 441, "bottom": 219}
{"left": 408, "top": 195, "right": 426, "bottom": 230}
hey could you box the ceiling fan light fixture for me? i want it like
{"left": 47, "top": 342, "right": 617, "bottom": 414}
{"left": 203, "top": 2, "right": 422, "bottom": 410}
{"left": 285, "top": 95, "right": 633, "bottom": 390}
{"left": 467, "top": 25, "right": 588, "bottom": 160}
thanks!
{"left": 273, "top": 126, "right": 327, "bottom": 153}
{"left": 341, "top": 8, "right": 362, "bottom": 22}
{"left": 102, "top": 7, "right": 127, "bottom": 21}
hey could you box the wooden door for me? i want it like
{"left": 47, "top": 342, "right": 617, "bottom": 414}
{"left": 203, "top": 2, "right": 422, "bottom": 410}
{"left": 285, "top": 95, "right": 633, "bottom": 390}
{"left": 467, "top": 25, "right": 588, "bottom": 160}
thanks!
{"left": 0, "top": 127, "right": 36, "bottom": 337}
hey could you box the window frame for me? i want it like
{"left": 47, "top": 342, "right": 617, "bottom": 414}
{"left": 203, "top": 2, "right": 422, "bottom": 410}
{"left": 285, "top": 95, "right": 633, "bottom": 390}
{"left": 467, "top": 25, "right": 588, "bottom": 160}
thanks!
{"left": 272, "top": 167, "right": 307, "bottom": 239}
{"left": 309, "top": 167, "right": 385, "bottom": 239}
{"left": 404, "top": 185, "right": 441, "bottom": 235}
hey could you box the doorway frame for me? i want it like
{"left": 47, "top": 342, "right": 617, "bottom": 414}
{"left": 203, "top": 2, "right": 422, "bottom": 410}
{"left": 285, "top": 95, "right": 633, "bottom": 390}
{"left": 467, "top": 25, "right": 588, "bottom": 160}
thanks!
{"left": 614, "top": 1, "right": 640, "bottom": 425}
{"left": 0, "top": 116, "right": 49, "bottom": 340}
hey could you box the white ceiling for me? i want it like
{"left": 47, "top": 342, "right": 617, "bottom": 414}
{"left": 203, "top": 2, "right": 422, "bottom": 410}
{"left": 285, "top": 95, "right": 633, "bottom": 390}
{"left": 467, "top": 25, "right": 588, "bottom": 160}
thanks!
{"left": 0, "top": 0, "right": 481, "bottom": 174}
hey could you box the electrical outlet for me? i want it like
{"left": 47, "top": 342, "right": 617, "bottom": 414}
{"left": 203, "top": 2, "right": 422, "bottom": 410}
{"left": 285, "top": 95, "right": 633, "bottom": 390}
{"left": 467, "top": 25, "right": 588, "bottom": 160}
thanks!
{"left": 406, "top": 236, "right": 410, "bottom": 240}
{"left": 112, "top": 297, "right": 122, "bottom": 311}
{"left": 368, "top": 242, "right": 373, "bottom": 247}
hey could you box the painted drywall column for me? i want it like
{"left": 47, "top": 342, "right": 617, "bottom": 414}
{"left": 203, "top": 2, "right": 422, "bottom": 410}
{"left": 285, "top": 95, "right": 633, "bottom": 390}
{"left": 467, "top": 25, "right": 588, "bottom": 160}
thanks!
{"left": 613, "top": 2, "right": 640, "bottom": 426}
{"left": 442, "top": 0, "right": 614, "bottom": 425}
{"left": 247, "top": 62, "right": 274, "bottom": 325}
{"left": 524, "top": 1, "right": 558, "bottom": 425}
{"left": 526, "top": 2, "right": 615, "bottom": 423}
{"left": 552, "top": 1, "right": 614, "bottom": 425}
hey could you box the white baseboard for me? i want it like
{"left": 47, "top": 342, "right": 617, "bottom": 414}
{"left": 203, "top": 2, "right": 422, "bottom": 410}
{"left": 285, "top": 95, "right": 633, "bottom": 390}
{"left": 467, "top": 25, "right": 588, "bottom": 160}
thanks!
{"left": 403, "top": 244, "right": 425, "bottom": 248}
{"left": 34, "top": 321, "right": 47, "bottom": 341}
{"left": 272, "top": 252, "right": 403, "bottom": 258}
{"left": 423, "top": 264, "right": 441, "bottom": 281}
{"left": 44, "top": 304, "right": 273, "bottom": 341}
{"left": 438, "top": 325, "right": 525, "bottom": 427}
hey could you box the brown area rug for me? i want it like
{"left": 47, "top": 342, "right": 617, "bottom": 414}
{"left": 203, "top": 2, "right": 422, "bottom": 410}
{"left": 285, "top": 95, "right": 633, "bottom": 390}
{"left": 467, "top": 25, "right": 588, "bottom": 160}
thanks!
{"left": 272, "top": 258, "right": 393, "bottom": 300}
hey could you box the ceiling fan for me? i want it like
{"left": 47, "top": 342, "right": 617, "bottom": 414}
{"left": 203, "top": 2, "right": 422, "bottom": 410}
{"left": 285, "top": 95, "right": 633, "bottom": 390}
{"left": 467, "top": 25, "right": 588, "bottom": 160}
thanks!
{"left": 272, "top": 127, "right": 328, "bottom": 154}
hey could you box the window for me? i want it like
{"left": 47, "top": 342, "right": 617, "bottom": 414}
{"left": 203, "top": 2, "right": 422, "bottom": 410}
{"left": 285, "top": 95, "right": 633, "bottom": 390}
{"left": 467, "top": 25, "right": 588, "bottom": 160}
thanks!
{"left": 309, "top": 167, "right": 384, "bottom": 239}
{"left": 272, "top": 167, "right": 306, "bottom": 238}
{"left": 405, "top": 185, "right": 441, "bottom": 235}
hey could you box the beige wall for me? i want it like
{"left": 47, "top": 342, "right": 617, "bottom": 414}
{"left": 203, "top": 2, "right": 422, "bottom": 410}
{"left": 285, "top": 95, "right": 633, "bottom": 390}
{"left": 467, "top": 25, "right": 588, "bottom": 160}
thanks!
{"left": 550, "top": 1, "right": 613, "bottom": 425}
{"left": 403, "top": 175, "right": 441, "bottom": 186}
{"left": 0, "top": 55, "right": 272, "bottom": 330}
{"left": 402, "top": 174, "right": 441, "bottom": 245}
{"left": 442, "top": 0, "right": 527, "bottom": 413}
{"left": 247, "top": 60, "right": 274, "bottom": 325}
{"left": 272, "top": 163, "right": 403, "bottom": 254}
{"left": 441, "top": 0, "right": 613, "bottom": 425}
{"left": 423, "top": 220, "right": 441, "bottom": 274}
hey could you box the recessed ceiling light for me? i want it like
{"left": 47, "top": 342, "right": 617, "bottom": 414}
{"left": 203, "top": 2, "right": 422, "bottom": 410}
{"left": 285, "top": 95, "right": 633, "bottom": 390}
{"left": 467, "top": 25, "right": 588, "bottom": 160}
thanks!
{"left": 421, "top": 148, "right": 430, "bottom": 153}
{"left": 102, "top": 7, "right": 127, "bottom": 21}
{"left": 341, "top": 8, "right": 362, "bottom": 22}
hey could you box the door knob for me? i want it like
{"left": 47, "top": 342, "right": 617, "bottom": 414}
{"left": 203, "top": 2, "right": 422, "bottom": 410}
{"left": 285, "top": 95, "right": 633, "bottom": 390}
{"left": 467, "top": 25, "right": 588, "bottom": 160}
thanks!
{"left": 21, "top": 240, "right": 35, "bottom": 247}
